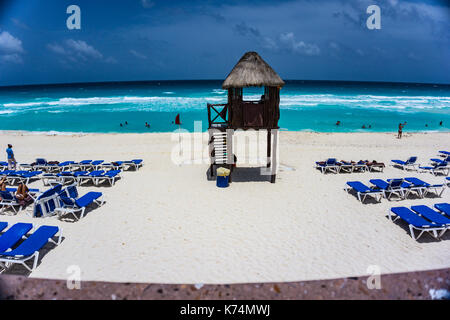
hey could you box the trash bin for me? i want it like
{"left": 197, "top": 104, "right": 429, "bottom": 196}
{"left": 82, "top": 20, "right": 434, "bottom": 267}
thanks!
{"left": 216, "top": 167, "right": 230, "bottom": 188}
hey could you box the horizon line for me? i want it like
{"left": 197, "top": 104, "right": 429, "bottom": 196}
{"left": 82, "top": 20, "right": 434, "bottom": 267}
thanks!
{"left": 1, "top": 79, "right": 449, "bottom": 89}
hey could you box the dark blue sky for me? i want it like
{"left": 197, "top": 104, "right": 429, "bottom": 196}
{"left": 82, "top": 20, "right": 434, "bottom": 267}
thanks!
{"left": 0, "top": 0, "right": 449, "bottom": 86}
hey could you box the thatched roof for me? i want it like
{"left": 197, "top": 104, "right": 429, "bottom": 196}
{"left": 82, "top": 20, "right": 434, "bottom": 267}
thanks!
{"left": 222, "top": 52, "right": 285, "bottom": 89}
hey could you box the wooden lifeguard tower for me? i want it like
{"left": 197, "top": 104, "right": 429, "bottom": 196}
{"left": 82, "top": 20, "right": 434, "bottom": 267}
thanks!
{"left": 207, "top": 51, "right": 285, "bottom": 183}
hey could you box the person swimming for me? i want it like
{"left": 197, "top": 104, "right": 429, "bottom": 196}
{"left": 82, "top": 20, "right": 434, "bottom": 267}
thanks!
{"left": 336, "top": 121, "right": 341, "bottom": 126}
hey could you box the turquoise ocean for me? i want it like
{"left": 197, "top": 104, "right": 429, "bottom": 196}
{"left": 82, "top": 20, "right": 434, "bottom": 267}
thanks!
{"left": 0, "top": 80, "right": 449, "bottom": 133}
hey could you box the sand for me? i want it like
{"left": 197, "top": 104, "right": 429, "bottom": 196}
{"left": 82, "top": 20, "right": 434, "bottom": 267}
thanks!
{"left": 0, "top": 130, "right": 449, "bottom": 284}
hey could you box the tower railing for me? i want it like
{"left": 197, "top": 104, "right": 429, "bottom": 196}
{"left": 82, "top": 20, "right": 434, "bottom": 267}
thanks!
{"left": 207, "top": 103, "right": 228, "bottom": 128}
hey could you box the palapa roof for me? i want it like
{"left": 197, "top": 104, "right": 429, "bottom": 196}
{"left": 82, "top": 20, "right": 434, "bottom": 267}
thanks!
{"left": 222, "top": 52, "right": 285, "bottom": 89}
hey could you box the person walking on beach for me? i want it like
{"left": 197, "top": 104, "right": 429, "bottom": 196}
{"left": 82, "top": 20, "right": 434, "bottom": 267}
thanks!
{"left": 6, "top": 144, "right": 16, "bottom": 170}
{"left": 398, "top": 122, "right": 406, "bottom": 139}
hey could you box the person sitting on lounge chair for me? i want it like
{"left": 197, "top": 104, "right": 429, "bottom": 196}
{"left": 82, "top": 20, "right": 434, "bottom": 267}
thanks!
{"left": 0, "top": 177, "right": 6, "bottom": 191}
{"left": 15, "top": 183, "right": 32, "bottom": 207}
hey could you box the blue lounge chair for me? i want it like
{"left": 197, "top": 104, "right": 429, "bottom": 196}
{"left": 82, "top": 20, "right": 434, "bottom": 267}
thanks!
{"left": 123, "top": 159, "right": 144, "bottom": 171}
{"left": 18, "top": 171, "right": 42, "bottom": 184}
{"left": 91, "top": 160, "right": 105, "bottom": 171}
{"left": 77, "top": 170, "right": 104, "bottom": 186}
{"left": 57, "top": 171, "right": 88, "bottom": 185}
{"left": 56, "top": 191, "right": 104, "bottom": 220}
{"left": 430, "top": 155, "right": 450, "bottom": 165}
{"left": 6, "top": 187, "right": 41, "bottom": 201}
{"left": 411, "top": 205, "right": 450, "bottom": 226}
{"left": 0, "top": 191, "right": 22, "bottom": 214}
{"left": 0, "top": 222, "right": 7, "bottom": 233}
{"left": 56, "top": 171, "right": 76, "bottom": 185}
{"left": 0, "top": 162, "right": 8, "bottom": 170}
{"left": 19, "top": 162, "right": 33, "bottom": 171}
{"left": 61, "top": 184, "right": 79, "bottom": 199}
{"left": 439, "top": 151, "right": 450, "bottom": 156}
{"left": 32, "top": 158, "right": 48, "bottom": 171}
{"left": 102, "top": 161, "right": 124, "bottom": 171}
{"left": 404, "top": 177, "right": 445, "bottom": 198}
{"left": 434, "top": 203, "right": 450, "bottom": 216}
{"left": 345, "top": 181, "right": 383, "bottom": 203}
{"left": 419, "top": 161, "right": 449, "bottom": 176}
{"left": 41, "top": 173, "right": 60, "bottom": 186}
{"left": 316, "top": 158, "right": 340, "bottom": 174}
{"left": 391, "top": 157, "right": 418, "bottom": 171}
{"left": 69, "top": 160, "right": 92, "bottom": 171}
{"left": 0, "top": 225, "right": 62, "bottom": 272}
{"left": 4, "top": 170, "right": 42, "bottom": 185}
{"left": 30, "top": 184, "right": 63, "bottom": 218}
{"left": 337, "top": 161, "right": 354, "bottom": 173}
{"left": 78, "top": 160, "right": 94, "bottom": 171}
{"left": 95, "top": 170, "right": 121, "bottom": 186}
{"left": 389, "top": 207, "right": 447, "bottom": 240}
{"left": 0, "top": 223, "right": 33, "bottom": 253}
{"left": 370, "top": 179, "right": 407, "bottom": 200}
{"left": 56, "top": 161, "right": 75, "bottom": 172}
{"left": 0, "top": 170, "right": 15, "bottom": 177}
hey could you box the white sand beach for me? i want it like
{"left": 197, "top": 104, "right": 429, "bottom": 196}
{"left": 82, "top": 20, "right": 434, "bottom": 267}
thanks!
{"left": 0, "top": 131, "right": 449, "bottom": 284}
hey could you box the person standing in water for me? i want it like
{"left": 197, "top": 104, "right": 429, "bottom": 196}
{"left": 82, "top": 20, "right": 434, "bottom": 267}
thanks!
{"left": 398, "top": 122, "right": 406, "bottom": 139}
{"left": 6, "top": 144, "right": 16, "bottom": 170}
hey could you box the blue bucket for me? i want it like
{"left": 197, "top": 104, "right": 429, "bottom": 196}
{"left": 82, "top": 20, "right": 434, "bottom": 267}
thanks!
{"left": 216, "top": 175, "right": 229, "bottom": 188}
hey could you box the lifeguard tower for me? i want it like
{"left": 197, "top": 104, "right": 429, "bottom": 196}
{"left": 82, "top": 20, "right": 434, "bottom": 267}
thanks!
{"left": 207, "top": 51, "right": 285, "bottom": 183}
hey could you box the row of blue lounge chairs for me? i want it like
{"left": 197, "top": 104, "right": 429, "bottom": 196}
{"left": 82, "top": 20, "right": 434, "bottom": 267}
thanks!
{"left": 1, "top": 183, "right": 104, "bottom": 220}
{"left": 389, "top": 203, "right": 450, "bottom": 240}
{"left": 42, "top": 170, "right": 122, "bottom": 187}
{"left": 391, "top": 153, "right": 449, "bottom": 176}
{"left": 0, "top": 222, "right": 62, "bottom": 272}
{"left": 16, "top": 159, "right": 143, "bottom": 173}
{"left": 316, "top": 159, "right": 385, "bottom": 174}
{"left": 0, "top": 169, "right": 122, "bottom": 187}
{"left": 0, "top": 170, "right": 43, "bottom": 185}
{"left": 345, "top": 177, "right": 446, "bottom": 203}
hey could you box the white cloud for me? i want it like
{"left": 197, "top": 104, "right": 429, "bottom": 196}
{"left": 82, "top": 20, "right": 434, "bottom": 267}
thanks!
{"left": 0, "top": 53, "right": 23, "bottom": 64}
{"left": 0, "top": 30, "right": 23, "bottom": 53}
{"left": 47, "top": 39, "right": 115, "bottom": 65}
{"left": 0, "top": 30, "right": 24, "bottom": 65}
{"left": 105, "top": 57, "right": 118, "bottom": 64}
{"left": 141, "top": 0, "right": 155, "bottom": 9}
{"left": 47, "top": 43, "right": 67, "bottom": 55}
{"left": 279, "top": 32, "right": 320, "bottom": 56}
{"left": 130, "top": 49, "right": 147, "bottom": 59}
{"left": 65, "top": 39, "right": 103, "bottom": 59}
{"left": 11, "top": 18, "right": 30, "bottom": 30}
